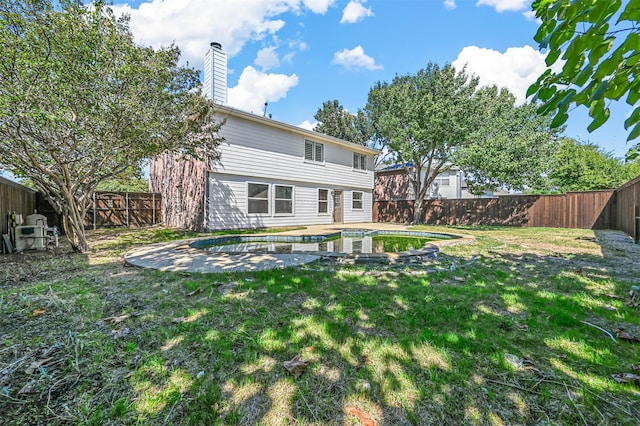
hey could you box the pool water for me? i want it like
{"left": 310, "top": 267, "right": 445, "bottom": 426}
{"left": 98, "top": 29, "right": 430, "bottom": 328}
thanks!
{"left": 197, "top": 231, "right": 453, "bottom": 255}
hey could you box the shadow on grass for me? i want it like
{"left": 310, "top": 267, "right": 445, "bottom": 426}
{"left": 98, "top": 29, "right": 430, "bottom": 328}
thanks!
{"left": 1, "top": 229, "right": 639, "bottom": 425}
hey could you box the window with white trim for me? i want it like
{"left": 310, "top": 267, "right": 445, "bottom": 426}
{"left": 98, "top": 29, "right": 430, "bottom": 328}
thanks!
{"left": 318, "top": 189, "right": 329, "bottom": 214}
{"left": 274, "top": 185, "right": 293, "bottom": 215}
{"left": 247, "top": 183, "right": 269, "bottom": 214}
{"left": 353, "top": 153, "right": 367, "bottom": 170}
{"left": 304, "top": 140, "right": 324, "bottom": 162}
{"left": 352, "top": 191, "right": 363, "bottom": 210}
{"left": 437, "top": 175, "right": 450, "bottom": 186}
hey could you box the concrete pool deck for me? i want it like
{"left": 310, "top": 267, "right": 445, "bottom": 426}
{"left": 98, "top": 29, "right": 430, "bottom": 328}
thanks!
{"left": 124, "top": 223, "right": 471, "bottom": 273}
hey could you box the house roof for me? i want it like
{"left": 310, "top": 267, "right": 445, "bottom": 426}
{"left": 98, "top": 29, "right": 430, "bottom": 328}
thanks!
{"left": 377, "top": 162, "right": 413, "bottom": 172}
{"left": 377, "top": 162, "right": 461, "bottom": 172}
{"left": 214, "top": 104, "right": 380, "bottom": 156}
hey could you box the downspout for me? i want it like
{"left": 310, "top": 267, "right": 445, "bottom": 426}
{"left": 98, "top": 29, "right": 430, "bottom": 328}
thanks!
{"left": 203, "top": 146, "right": 209, "bottom": 231}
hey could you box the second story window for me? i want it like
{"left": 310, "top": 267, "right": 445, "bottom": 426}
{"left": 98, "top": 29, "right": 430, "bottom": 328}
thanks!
{"left": 353, "top": 153, "right": 367, "bottom": 170}
{"left": 305, "top": 140, "right": 324, "bottom": 162}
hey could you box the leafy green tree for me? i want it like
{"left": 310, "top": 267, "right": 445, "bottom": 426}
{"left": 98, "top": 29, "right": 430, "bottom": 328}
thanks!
{"left": 0, "top": 0, "right": 222, "bottom": 252}
{"left": 313, "top": 100, "right": 372, "bottom": 145}
{"left": 96, "top": 177, "right": 149, "bottom": 193}
{"left": 547, "top": 138, "right": 639, "bottom": 191}
{"left": 366, "top": 63, "right": 558, "bottom": 223}
{"left": 456, "top": 89, "right": 560, "bottom": 194}
{"left": 528, "top": 0, "right": 640, "bottom": 158}
{"left": 366, "top": 64, "right": 477, "bottom": 223}
{"left": 622, "top": 157, "right": 640, "bottom": 181}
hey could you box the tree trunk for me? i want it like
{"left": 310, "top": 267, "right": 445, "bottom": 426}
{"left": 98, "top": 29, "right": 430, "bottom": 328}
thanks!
{"left": 412, "top": 173, "right": 423, "bottom": 225}
{"left": 59, "top": 189, "right": 90, "bottom": 253}
{"left": 413, "top": 193, "right": 424, "bottom": 224}
{"left": 62, "top": 212, "right": 89, "bottom": 253}
{"left": 410, "top": 164, "right": 424, "bottom": 225}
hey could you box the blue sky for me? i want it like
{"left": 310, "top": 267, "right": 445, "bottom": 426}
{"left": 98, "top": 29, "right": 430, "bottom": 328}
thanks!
{"left": 108, "top": 0, "right": 635, "bottom": 158}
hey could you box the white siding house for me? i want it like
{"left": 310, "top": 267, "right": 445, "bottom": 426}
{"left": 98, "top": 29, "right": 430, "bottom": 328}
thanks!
{"left": 150, "top": 105, "right": 378, "bottom": 231}
{"left": 207, "top": 106, "right": 378, "bottom": 230}
{"left": 150, "top": 42, "right": 378, "bottom": 231}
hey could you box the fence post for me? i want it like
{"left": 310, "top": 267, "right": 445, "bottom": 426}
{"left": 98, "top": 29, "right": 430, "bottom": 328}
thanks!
{"left": 93, "top": 192, "right": 96, "bottom": 230}
{"left": 152, "top": 193, "right": 156, "bottom": 226}
{"left": 635, "top": 205, "right": 639, "bottom": 244}
{"left": 126, "top": 192, "right": 130, "bottom": 227}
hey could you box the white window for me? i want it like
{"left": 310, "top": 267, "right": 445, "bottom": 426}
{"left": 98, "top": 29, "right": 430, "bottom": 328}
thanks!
{"left": 352, "top": 191, "right": 363, "bottom": 210}
{"left": 438, "top": 176, "right": 450, "bottom": 186}
{"left": 353, "top": 153, "right": 367, "bottom": 170}
{"left": 248, "top": 183, "right": 269, "bottom": 214}
{"left": 318, "top": 189, "right": 329, "bottom": 214}
{"left": 274, "top": 185, "right": 293, "bottom": 215}
{"left": 305, "top": 140, "right": 324, "bottom": 162}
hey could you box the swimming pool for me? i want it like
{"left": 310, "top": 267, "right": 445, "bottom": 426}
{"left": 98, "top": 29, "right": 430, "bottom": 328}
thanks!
{"left": 191, "top": 229, "right": 458, "bottom": 260}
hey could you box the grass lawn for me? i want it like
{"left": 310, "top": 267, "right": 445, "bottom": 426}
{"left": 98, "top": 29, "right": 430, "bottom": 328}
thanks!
{"left": 1, "top": 225, "right": 639, "bottom": 425}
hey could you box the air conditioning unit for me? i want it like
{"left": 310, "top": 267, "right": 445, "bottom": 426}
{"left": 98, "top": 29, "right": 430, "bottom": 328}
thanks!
{"left": 15, "top": 225, "right": 46, "bottom": 251}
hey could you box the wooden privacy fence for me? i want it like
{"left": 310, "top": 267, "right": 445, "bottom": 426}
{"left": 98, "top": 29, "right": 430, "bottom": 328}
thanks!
{"left": 614, "top": 175, "right": 640, "bottom": 242}
{"left": 1, "top": 177, "right": 36, "bottom": 235}
{"left": 374, "top": 190, "right": 618, "bottom": 230}
{"left": 34, "top": 191, "right": 162, "bottom": 230}
{"left": 1, "top": 178, "right": 161, "bottom": 237}
{"left": 86, "top": 192, "right": 162, "bottom": 229}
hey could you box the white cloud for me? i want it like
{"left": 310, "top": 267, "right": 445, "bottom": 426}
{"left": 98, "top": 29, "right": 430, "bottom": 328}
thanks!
{"left": 522, "top": 10, "right": 540, "bottom": 22}
{"left": 255, "top": 46, "right": 280, "bottom": 71}
{"left": 332, "top": 46, "right": 382, "bottom": 71}
{"left": 228, "top": 66, "right": 299, "bottom": 113}
{"left": 302, "top": 0, "right": 336, "bottom": 14}
{"left": 452, "top": 45, "right": 558, "bottom": 104}
{"left": 110, "top": 0, "right": 333, "bottom": 66}
{"left": 340, "top": 1, "right": 374, "bottom": 24}
{"left": 298, "top": 120, "right": 317, "bottom": 130}
{"left": 476, "top": 0, "right": 531, "bottom": 12}
{"left": 443, "top": 0, "right": 456, "bottom": 10}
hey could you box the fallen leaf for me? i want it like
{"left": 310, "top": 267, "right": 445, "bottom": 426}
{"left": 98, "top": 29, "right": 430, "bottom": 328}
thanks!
{"left": 304, "top": 346, "right": 315, "bottom": 353}
{"left": 25, "top": 358, "right": 52, "bottom": 375}
{"left": 611, "top": 373, "right": 640, "bottom": 385}
{"left": 105, "top": 314, "right": 129, "bottom": 325}
{"left": 187, "top": 288, "right": 203, "bottom": 297}
{"left": 346, "top": 406, "right": 375, "bottom": 426}
{"left": 32, "top": 308, "right": 46, "bottom": 317}
{"left": 614, "top": 329, "right": 640, "bottom": 343}
{"left": 283, "top": 354, "right": 308, "bottom": 378}
{"left": 523, "top": 358, "right": 550, "bottom": 378}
